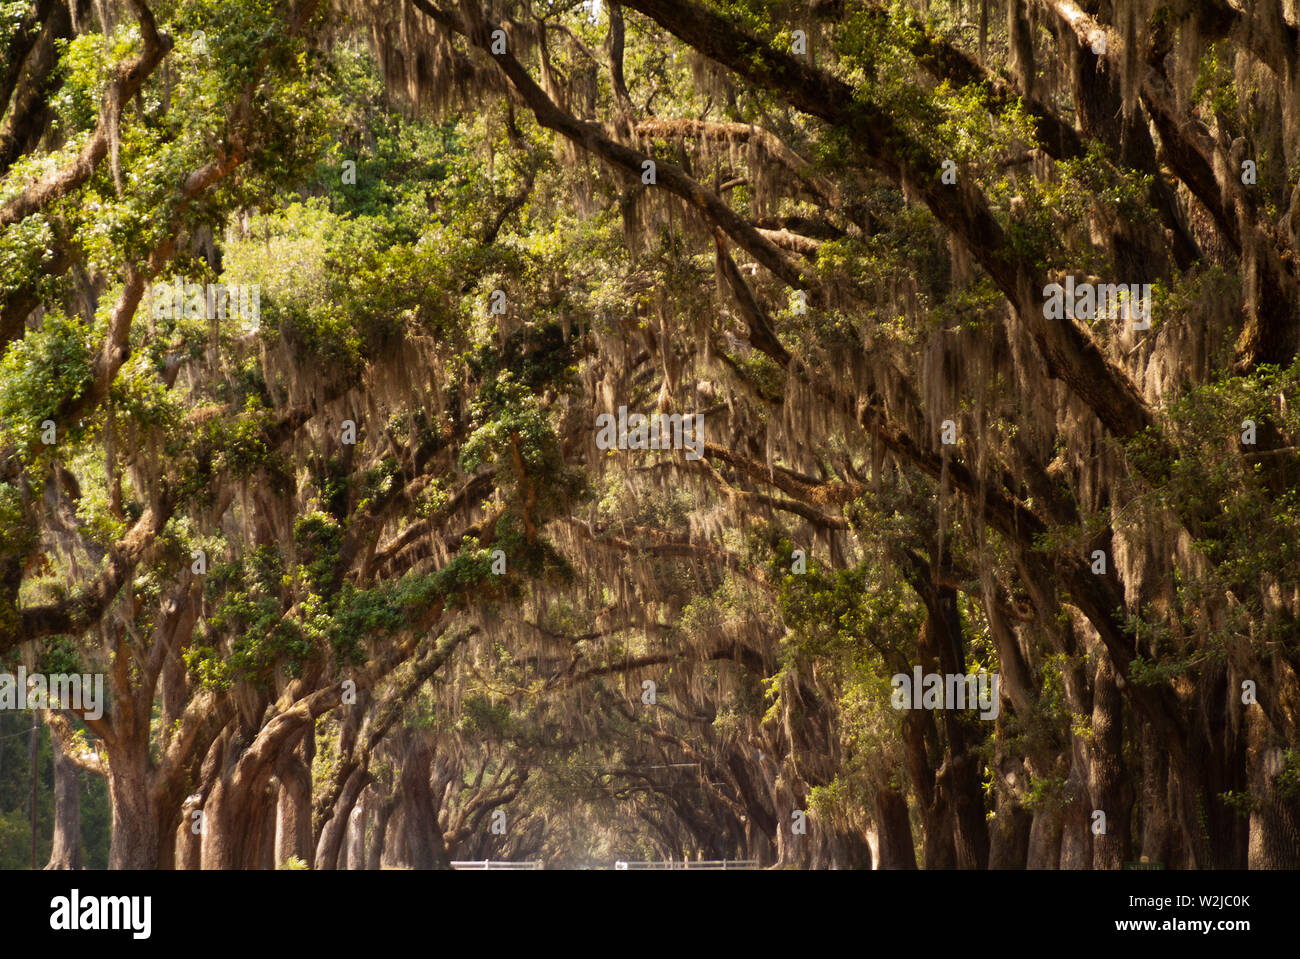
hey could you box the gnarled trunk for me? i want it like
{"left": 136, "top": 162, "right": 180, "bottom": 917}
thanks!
{"left": 44, "top": 733, "right": 82, "bottom": 870}
{"left": 107, "top": 745, "right": 159, "bottom": 869}
{"left": 873, "top": 782, "right": 917, "bottom": 869}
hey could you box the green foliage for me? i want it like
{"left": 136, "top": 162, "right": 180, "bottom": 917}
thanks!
{"left": 0, "top": 311, "right": 94, "bottom": 454}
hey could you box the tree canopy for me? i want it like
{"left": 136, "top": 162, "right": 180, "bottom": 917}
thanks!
{"left": 0, "top": 0, "right": 1298, "bottom": 870}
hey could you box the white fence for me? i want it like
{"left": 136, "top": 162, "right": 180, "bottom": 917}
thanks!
{"left": 450, "top": 860, "right": 544, "bottom": 870}
{"left": 613, "top": 860, "right": 758, "bottom": 870}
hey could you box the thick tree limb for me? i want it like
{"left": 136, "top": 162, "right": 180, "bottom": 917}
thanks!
{"left": 618, "top": 0, "right": 1157, "bottom": 444}
{"left": 409, "top": 0, "right": 809, "bottom": 293}
{"left": 0, "top": 0, "right": 172, "bottom": 228}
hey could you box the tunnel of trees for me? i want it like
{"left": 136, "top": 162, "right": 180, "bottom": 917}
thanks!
{"left": 0, "top": 0, "right": 1297, "bottom": 870}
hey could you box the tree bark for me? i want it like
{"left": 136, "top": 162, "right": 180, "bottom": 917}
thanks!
{"left": 397, "top": 742, "right": 451, "bottom": 869}
{"left": 1026, "top": 805, "right": 1063, "bottom": 869}
{"left": 1088, "top": 649, "right": 1131, "bottom": 869}
{"left": 274, "top": 729, "right": 315, "bottom": 868}
{"left": 315, "top": 766, "right": 369, "bottom": 870}
{"left": 1247, "top": 705, "right": 1300, "bottom": 868}
{"left": 873, "top": 782, "right": 917, "bottom": 869}
{"left": 368, "top": 793, "right": 398, "bottom": 871}
{"left": 345, "top": 789, "right": 369, "bottom": 870}
{"left": 44, "top": 733, "right": 82, "bottom": 870}
{"left": 107, "top": 744, "right": 159, "bottom": 869}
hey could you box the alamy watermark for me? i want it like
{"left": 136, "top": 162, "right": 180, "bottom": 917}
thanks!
{"left": 0, "top": 667, "right": 104, "bottom": 720}
{"left": 152, "top": 278, "right": 260, "bottom": 327}
{"left": 891, "top": 667, "right": 999, "bottom": 720}
{"left": 595, "top": 406, "right": 703, "bottom": 461}
{"left": 1043, "top": 276, "right": 1151, "bottom": 330}
{"left": 50, "top": 890, "right": 150, "bottom": 939}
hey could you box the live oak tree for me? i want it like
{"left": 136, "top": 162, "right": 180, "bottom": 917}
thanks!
{"left": 2, "top": 0, "right": 1299, "bottom": 869}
